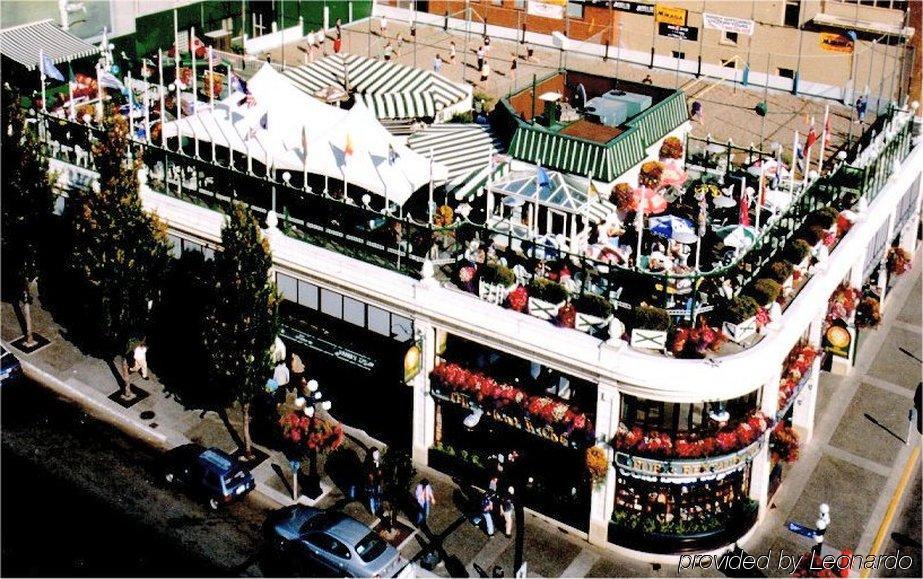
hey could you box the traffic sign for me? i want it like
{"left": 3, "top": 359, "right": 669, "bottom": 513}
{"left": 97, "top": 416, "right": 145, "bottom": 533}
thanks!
{"left": 786, "top": 521, "right": 817, "bottom": 538}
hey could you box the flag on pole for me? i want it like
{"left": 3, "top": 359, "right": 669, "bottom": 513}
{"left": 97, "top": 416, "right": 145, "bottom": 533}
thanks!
{"left": 804, "top": 118, "right": 818, "bottom": 152}
{"left": 97, "top": 69, "right": 125, "bottom": 91}
{"left": 587, "top": 177, "right": 600, "bottom": 201}
{"left": 229, "top": 73, "right": 249, "bottom": 95}
{"left": 536, "top": 165, "right": 551, "bottom": 190}
{"left": 388, "top": 143, "right": 398, "bottom": 165}
{"left": 344, "top": 133, "right": 354, "bottom": 159}
{"left": 40, "top": 54, "right": 64, "bottom": 81}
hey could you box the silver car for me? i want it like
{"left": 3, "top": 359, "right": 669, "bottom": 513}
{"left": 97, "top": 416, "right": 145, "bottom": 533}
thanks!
{"left": 264, "top": 506, "right": 405, "bottom": 578}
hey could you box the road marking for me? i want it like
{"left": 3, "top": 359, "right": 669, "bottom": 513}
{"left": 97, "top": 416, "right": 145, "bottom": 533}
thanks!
{"left": 860, "top": 445, "right": 921, "bottom": 578}
{"left": 559, "top": 549, "right": 600, "bottom": 578}
{"left": 862, "top": 376, "right": 915, "bottom": 398}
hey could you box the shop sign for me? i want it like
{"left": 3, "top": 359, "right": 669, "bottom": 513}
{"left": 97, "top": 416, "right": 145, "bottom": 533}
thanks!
{"left": 280, "top": 324, "right": 376, "bottom": 372}
{"left": 702, "top": 12, "right": 755, "bottom": 36}
{"left": 655, "top": 4, "right": 687, "bottom": 26}
{"left": 822, "top": 321, "right": 855, "bottom": 359}
{"left": 658, "top": 22, "right": 698, "bottom": 41}
{"left": 819, "top": 32, "right": 854, "bottom": 54}
{"left": 526, "top": 0, "right": 566, "bottom": 20}
{"left": 614, "top": 441, "right": 762, "bottom": 479}
{"left": 609, "top": 1, "right": 655, "bottom": 17}
{"left": 432, "top": 389, "right": 573, "bottom": 447}
{"left": 404, "top": 343, "right": 422, "bottom": 384}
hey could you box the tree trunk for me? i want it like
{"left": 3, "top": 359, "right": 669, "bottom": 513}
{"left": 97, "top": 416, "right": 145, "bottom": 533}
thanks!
{"left": 242, "top": 402, "right": 254, "bottom": 459}
{"left": 116, "top": 355, "right": 133, "bottom": 400}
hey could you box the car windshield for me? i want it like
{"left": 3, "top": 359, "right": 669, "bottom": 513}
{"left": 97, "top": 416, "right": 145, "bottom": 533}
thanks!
{"left": 355, "top": 532, "right": 387, "bottom": 563}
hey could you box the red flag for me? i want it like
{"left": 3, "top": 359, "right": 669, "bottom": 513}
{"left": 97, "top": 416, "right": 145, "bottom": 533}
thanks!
{"left": 739, "top": 191, "right": 751, "bottom": 226}
{"left": 805, "top": 126, "right": 818, "bottom": 152}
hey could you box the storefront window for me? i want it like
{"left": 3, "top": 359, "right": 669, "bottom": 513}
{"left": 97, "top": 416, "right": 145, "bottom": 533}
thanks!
{"left": 619, "top": 392, "right": 760, "bottom": 436}
{"left": 567, "top": 1, "right": 585, "bottom": 19}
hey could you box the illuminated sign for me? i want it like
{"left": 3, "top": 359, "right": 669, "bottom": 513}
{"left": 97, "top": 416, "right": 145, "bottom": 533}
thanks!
{"left": 655, "top": 4, "right": 687, "bottom": 26}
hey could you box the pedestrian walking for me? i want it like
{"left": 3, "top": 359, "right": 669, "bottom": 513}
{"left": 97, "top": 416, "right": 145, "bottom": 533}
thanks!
{"left": 380, "top": 15, "right": 388, "bottom": 37}
{"left": 509, "top": 57, "right": 517, "bottom": 84}
{"left": 500, "top": 488, "right": 515, "bottom": 538}
{"left": 334, "top": 35, "right": 342, "bottom": 54}
{"left": 383, "top": 41, "right": 394, "bottom": 61}
{"left": 273, "top": 359, "right": 290, "bottom": 389}
{"left": 488, "top": 474, "right": 499, "bottom": 492}
{"left": 335, "top": 18, "right": 342, "bottom": 39}
{"left": 476, "top": 46, "right": 485, "bottom": 72}
{"left": 480, "top": 60, "right": 491, "bottom": 84}
{"left": 690, "top": 100, "right": 704, "bottom": 123}
{"left": 479, "top": 490, "right": 496, "bottom": 536}
{"left": 129, "top": 338, "right": 149, "bottom": 379}
{"left": 396, "top": 35, "right": 404, "bottom": 53}
{"left": 365, "top": 470, "right": 382, "bottom": 515}
{"left": 642, "top": 74, "right": 653, "bottom": 85}
{"left": 433, "top": 54, "right": 443, "bottom": 74}
{"left": 449, "top": 40, "right": 457, "bottom": 63}
{"left": 856, "top": 95, "right": 868, "bottom": 123}
{"left": 414, "top": 479, "right": 436, "bottom": 526}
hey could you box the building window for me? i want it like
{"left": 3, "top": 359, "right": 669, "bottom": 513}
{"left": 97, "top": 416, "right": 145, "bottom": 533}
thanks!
{"left": 783, "top": 0, "right": 801, "bottom": 27}
{"left": 276, "top": 273, "right": 297, "bottom": 302}
{"left": 297, "top": 280, "right": 319, "bottom": 309}
{"left": 567, "top": 1, "right": 584, "bottom": 19}
{"left": 778, "top": 67, "right": 796, "bottom": 79}
{"left": 722, "top": 58, "right": 737, "bottom": 69}
{"left": 367, "top": 306, "right": 391, "bottom": 336}
{"left": 320, "top": 288, "right": 343, "bottom": 318}
{"left": 721, "top": 31, "right": 739, "bottom": 46}
{"left": 672, "top": 50, "right": 685, "bottom": 60}
{"left": 342, "top": 296, "right": 366, "bottom": 327}
{"left": 514, "top": 0, "right": 526, "bottom": 9}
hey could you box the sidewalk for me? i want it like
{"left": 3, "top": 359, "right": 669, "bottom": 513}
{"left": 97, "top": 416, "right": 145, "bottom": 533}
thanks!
{"left": 0, "top": 293, "right": 658, "bottom": 577}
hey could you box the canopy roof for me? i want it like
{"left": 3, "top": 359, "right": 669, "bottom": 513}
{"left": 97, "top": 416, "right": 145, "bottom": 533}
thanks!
{"left": 0, "top": 19, "right": 99, "bottom": 70}
{"left": 491, "top": 167, "right": 617, "bottom": 223}
{"left": 283, "top": 53, "right": 469, "bottom": 120}
{"left": 162, "top": 64, "right": 447, "bottom": 206}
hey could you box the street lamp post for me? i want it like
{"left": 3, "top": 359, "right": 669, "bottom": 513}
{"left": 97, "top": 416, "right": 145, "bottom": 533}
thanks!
{"left": 295, "top": 379, "right": 333, "bottom": 499}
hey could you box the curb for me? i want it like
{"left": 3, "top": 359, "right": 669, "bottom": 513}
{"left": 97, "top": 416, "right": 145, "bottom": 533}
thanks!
{"left": 20, "top": 358, "right": 175, "bottom": 451}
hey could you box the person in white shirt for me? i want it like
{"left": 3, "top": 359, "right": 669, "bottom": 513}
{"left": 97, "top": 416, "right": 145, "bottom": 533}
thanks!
{"left": 380, "top": 15, "right": 388, "bottom": 37}
{"left": 273, "top": 360, "right": 290, "bottom": 388}
{"left": 130, "top": 338, "right": 149, "bottom": 380}
{"left": 414, "top": 479, "right": 436, "bottom": 526}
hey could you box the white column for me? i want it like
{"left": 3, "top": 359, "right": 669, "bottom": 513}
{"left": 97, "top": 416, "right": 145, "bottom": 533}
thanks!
{"left": 792, "top": 315, "right": 824, "bottom": 443}
{"left": 588, "top": 380, "right": 620, "bottom": 546}
{"left": 411, "top": 320, "right": 437, "bottom": 465}
{"left": 750, "top": 369, "right": 782, "bottom": 520}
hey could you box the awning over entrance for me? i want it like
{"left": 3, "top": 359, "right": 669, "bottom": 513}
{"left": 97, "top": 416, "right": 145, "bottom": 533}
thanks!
{"left": 0, "top": 19, "right": 99, "bottom": 70}
{"left": 406, "top": 123, "right": 504, "bottom": 194}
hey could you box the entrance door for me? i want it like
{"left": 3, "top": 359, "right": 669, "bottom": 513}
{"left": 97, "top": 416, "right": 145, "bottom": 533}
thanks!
{"left": 279, "top": 300, "right": 413, "bottom": 451}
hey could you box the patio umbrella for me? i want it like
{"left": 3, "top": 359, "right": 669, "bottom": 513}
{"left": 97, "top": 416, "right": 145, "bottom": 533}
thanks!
{"left": 706, "top": 143, "right": 727, "bottom": 155}
{"left": 716, "top": 225, "right": 758, "bottom": 249}
{"left": 502, "top": 196, "right": 525, "bottom": 207}
{"left": 649, "top": 215, "right": 698, "bottom": 244}
{"left": 633, "top": 187, "right": 668, "bottom": 214}
{"left": 713, "top": 194, "right": 737, "bottom": 208}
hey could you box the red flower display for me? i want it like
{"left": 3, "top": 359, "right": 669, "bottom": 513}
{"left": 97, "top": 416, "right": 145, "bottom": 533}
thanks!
{"left": 827, "top": 283, "right": 859, "bottom": 324}
{"left": 613, "top": 411, "right": 769, "bottom": 459}
{"left": 887, "top": 247, "right": 912, "bottom": 276}
{"left": 280, "top": 412, "right": 344, "bottom": 453}
{"left": 770, "top": 423, "right": 800, "bottom": 463}
{"left": 777, "top": 342, "right": 819, "bottom": 409}
{"left": 430, "top": 363, "right": 594, "bottom": 437}
{"left": 507, "top": 286, "right": 528, "bottom": 312}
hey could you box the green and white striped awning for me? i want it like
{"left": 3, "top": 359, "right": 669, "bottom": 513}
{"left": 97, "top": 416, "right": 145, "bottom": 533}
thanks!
{"left": 505, "top": 89, "right": 688, "bottom": 181}
{"left": 406, "top": 124, "right": 503, "bottom": 189}
{"left": 0, "top": 19, "right": 99, "bottom": 70}
{"left": 283, "top": 53, "right": 469, "bottom": 120}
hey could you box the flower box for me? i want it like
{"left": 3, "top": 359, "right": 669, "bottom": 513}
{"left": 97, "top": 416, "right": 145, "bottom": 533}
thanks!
{"left": 576, "top": 312, "right": 613, "bottom": 334}
{"left": 528, "top": 297, "right": 565, "bottom": 321}
{"left": 630, "top": 329, "right": 668, "bottom": 350}
{"left": 723, "top": 316, "right": 758, "bottom": 344}
{"left": 478, "top": 280, "right": 514, "bottom": 306}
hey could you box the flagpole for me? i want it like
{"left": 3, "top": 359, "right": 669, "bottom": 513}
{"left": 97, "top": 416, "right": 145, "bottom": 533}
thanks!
{"left": 803, "top": 117, "right": 813, "bottom": 188}
{"left": 740, "top": 175, "right": 748, "bottom": 225}
{"left": 68, "top": 80, "right": 76, "bottom": 120}
{"left": 127, "top": 70, "right": 135, "bottom": 140}
{"left": 191, "top": 27, "right": 198, "bottom": 100}
{"left": 175, "top": 79, "right": 182, "bottom": 152}
{"left": 756, "top": 161, "right": 764, "bottom": 231}
{"left": 95, "top": 64, "right": 104, "bottom": 123}
{"left": 635, "top": 207, "right": 644, "bottom": 272}
{"left": 207, "top": 46, "right": 215, "bottom": 108}
{"left": 790, "top": 131, "right": 798, "bottom": 197}
{"left": 39, "top": 49, "right": 47, "bottom": 112}
{"left": 818, "top": 104, "right": 829, "bottom": 175}
{"left": 158, "top": 49, "right": 166, "bottom": 148}
{"left": 143, "top": 63, "right": 151, "bottom": 144}
{"left": 428, "top": 147, "right": 435, "bottom": 226}
{"left": 302, "top": 125, "right": 309, "bottom": 191}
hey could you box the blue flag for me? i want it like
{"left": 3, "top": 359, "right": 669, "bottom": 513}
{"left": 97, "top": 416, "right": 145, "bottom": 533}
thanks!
{"left": 230, "top": 73, "right": 249, "bottom": 95}
{"left": 40, "top": 55, "right": 64, "bottom": 82}
{"left": 536, "top": 166, "right": 551, "bottom": 190}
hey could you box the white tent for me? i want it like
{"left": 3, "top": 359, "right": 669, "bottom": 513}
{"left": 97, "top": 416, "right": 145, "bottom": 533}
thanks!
{"left": 161, "top": 64, "right": 446, "bottom": 206}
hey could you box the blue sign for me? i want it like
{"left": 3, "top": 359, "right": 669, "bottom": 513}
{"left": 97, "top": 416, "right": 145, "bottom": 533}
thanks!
{"left": 786, "top": 521, "right": 817, "bottom": 538}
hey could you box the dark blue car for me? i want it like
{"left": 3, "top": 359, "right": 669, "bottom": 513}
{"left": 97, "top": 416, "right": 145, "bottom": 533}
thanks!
{"left": 162, "top": 444, "right": 255, "bottom": 510}
{"left": 0, "top": 345, "right": 23, "bottom": 384}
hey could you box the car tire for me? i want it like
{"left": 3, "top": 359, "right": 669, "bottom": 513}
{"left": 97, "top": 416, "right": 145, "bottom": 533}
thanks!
{"left": 164, "top": 472, "right": 175, "bottom": 484}
{"left": 209, "top": 497, "right": 220, "bottom": 510}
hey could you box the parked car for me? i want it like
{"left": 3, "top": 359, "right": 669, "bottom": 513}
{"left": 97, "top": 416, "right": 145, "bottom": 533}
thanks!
{"left": 263, "top": 506, "right": 406, "bottom": 578}
{"left": 162, "top": 444, "right": 254, "bottom": 509}
{"left": 0, "top": 345, "right": 23, "bottom": 384}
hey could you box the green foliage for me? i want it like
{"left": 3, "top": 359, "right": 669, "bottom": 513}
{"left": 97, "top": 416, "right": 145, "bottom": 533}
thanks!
{"left": 725, "top": 296, "right": 759, "bottom": 323}
{"left": 782, "top": 238, "right": 813, "bottom": 264}
{"left": 473, "top": 90, "right": 496, "bottom": 113}
{"left": 448, "top": 111, "right": 474, "bottom": 123}
{"left": 480, "top": 262, "right": 515, "bottom": 286}
{"left": 528, "top": 277, "right": 569, "bottom": 304}
{"left": 203, "top": 202, "right": 280, "bottom": 408}
{"left": 573, "top": 293, "right": 614, "bottom": 318}
{"left": 766, "top": 260, "right": 794, "bottom": 284}
{"left": 747, "top": 278, "right": 782, "bottom": 306}
{"left": 62, "top": 107, "right": 171, "bottom": 356}
{"left": 1, "top": 85, "right": 55, "bottom": 297}
{"left": 633, "top": 305, "right": 671, "bottom": 331}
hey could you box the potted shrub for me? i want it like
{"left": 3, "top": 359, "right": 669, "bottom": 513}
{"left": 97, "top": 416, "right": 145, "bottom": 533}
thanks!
{"left": 639, "top": 160, "right": 665, "bottom": 189}
{"left": 572, "top": 294, "right": 615, "bottom": 334}
{"left": 659, "top": 136, "right": 684, "bottom": 161}
{"left": 767, "top": 260, "right": 795, "bottom": 292}
{"left": 747, "top": 278, "right": 782, "bottom": 307}
{"left": 612, "top": 182, "right": 636, "bottom": 212}
{"left": 528, "top": 278, "right": 569, "bottom": 320}
{"left": 722, "top": 295, "right": 760, "bottom": 344}
{"left": 478, "top": 262, "right": 516, "bottom": 305}
{"left": 783, "top": 238, "right": 813, "bottom": 272}
{"left": 630, "top": 305, "right": 671, "bottom": 349}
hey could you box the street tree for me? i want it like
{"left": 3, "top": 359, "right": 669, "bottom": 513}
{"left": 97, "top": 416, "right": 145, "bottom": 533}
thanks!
{"left": 63, "top": 107, "right": 171, "bottom": 397}
{"left": 1, "top": 84, "right": 55, "bottom": 346}
{"left": 204, "top": 202, "right": 280, "bottom": 459}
